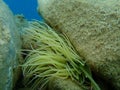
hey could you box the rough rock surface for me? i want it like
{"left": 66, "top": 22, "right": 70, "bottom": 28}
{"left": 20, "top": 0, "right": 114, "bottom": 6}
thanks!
{"left": 38, "top": 0, "right": 120, "bottom": 89}
{"left": 0, "top": 1, "right": 21, "bottom": 90}
{"left": 48, "top": 77, "right": 83, "bottom": 90}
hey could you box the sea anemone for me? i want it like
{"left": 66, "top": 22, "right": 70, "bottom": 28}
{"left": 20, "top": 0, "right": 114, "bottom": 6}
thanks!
{"left": 22, "top": 21, "right": 100, "bottom": 90}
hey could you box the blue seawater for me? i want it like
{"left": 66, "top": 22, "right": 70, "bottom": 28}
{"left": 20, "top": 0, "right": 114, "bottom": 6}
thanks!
{"left": 4, "top": 0, "right": 42, "bottom": 20}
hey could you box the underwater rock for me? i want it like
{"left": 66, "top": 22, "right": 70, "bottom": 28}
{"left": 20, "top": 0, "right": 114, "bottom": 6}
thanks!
{"left": 14, "top": 15, "right": 29, "bottom": 50}
{"left": 38, "top": 0, "right": 120, "bottom": 89}
{"left": 48, "top": 77, "right": 83, "bottom": 90}
{"left": 0, "top": 1, "right": 21, "bottom": 90}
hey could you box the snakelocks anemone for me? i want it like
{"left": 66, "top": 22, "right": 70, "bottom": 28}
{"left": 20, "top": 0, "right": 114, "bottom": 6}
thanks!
{"left": 22, "top": 21, "right": 100, "bottom": 90}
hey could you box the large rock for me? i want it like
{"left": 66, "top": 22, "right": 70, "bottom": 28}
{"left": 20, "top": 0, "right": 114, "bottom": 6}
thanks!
{"left": 37, "top": 0, "right": 120, "bottom": 89}
{"left": 48, "top": 77, "right": 83, "bottom": 90}
{"left": 0, "top": 0, "right": 21, "bottom": 90}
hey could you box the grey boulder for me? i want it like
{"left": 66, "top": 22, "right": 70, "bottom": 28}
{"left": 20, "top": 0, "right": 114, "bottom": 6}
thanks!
{"left": 37, "top": 0, "right": 120, "bottom": 89}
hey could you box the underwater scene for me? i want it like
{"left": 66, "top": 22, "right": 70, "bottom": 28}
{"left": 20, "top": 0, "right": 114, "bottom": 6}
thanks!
{"left": 4, "top": 0, "right": 42, "bottom": 20}
{"left": 0, "top": 0, "right": 120, "bottom": 90}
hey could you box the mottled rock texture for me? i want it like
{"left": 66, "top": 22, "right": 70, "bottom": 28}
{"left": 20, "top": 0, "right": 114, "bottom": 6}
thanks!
{"left": 0, "top": 1, "right": 21, "bottom": 90}
{"left": 48, "top": 77, "right": 83, "bottom": 90}
{"left": 38, "top": 0, "right": 120, "bottom": 89}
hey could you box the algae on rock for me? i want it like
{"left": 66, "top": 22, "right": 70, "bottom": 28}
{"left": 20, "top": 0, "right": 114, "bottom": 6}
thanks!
{"left": 37, "top": 0, "right": 120, "bottom": 89}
